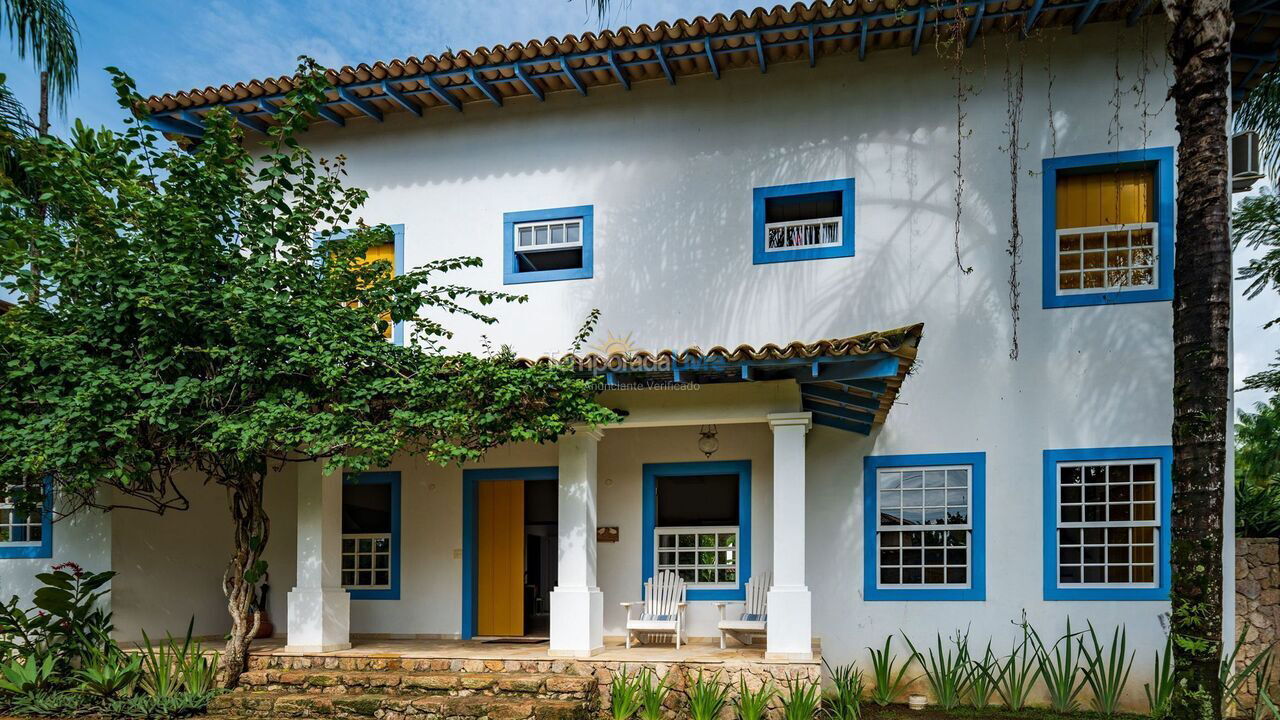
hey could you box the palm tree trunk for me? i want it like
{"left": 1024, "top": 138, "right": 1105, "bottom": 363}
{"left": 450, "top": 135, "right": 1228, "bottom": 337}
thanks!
{"left": 1163, "top": 0, "right": 1233, "bottom": 718}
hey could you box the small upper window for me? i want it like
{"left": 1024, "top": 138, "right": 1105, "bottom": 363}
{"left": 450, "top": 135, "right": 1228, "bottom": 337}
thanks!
{"left": 753, "top": 179, "right": 855, "bottom": 264}
{"left": 341, "top": 472, "right": 400, "bottom": 599}
{"left": 503, "top": 206, "right": 593, "bottom": 284}
{"left": 0, "top": 481, "right": 52, "bottom": 559}
{"left": 1042, "top": 148, "right": 1174, "bottom": 308}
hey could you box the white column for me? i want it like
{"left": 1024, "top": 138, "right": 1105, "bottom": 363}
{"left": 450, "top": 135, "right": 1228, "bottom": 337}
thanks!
{"left": 766, "top": 412, "right": 813, "bottom": 660}
{"left": 549, "top": 428, "right": 604, "bottom": 657}
{"left": 286, "top": 461, "right": 351, "bottom": 652}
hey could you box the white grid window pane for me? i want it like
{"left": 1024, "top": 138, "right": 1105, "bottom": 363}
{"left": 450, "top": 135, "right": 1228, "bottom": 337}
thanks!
{"left": 1057, "top": 460, "right": 1160, "bottom": 588}
{"left": 341, "top": 533, "right": 393, "bottom": 589}
{"left": 1056, "top": 224, "right": 1157, "bottom": 294}
{"left": 0, "top": 491, "right": 44, "bottom": 546}
{"left": 655, "top": 526, "right": 738, "bottom": 587}
{"left": 513, "top": 219, "right": 584, "bottom": 253}
{"left": 765, "top": 217, "right": 842, "bottom": 251}
{"left": 876, "top": 466, "right": 971, "bottom": 588}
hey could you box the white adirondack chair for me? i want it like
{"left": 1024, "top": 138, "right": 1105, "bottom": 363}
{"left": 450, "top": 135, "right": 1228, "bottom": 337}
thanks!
{"left": 620, "top": 571, "right": 687, "bottom": 649}
{"left": 713, "top": 572, "right": 770, "bottom": 649}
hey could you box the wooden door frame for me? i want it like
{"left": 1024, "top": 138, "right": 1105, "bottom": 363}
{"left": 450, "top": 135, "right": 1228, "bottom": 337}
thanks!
{"left": 461, "top": 466, "right": 558, "bottom": 639}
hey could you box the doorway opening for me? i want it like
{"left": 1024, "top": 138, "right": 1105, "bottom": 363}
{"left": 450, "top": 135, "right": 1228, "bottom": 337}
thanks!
{"left": 463, "top": 467, "right": 558, "bottom": 640}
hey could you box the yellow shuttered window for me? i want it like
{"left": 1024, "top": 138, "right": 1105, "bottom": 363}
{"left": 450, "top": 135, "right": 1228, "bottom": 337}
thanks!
{"left": 355, "top": 242, "right": 395, "bottom": 339}
{"left": 1054, "top": 168, "right": 1157, "bottom": 294}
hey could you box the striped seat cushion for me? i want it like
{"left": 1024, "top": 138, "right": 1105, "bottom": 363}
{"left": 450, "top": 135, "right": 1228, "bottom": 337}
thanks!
{"left": 740, "top": 613, "right": 766, "bottom": 622}
{"left": 640, "top": 613, "right": 676, "bottom": 622}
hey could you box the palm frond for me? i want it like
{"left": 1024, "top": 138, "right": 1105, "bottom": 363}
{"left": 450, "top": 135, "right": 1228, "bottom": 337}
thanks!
{"left": 0, "top": 0, "right": 79, "bottom": 113}
{"left": 1237, "top": 69, "right": 1280, "bottom": 182}
{"left": 0, "top": 74, "right": 35, "bottom": 137}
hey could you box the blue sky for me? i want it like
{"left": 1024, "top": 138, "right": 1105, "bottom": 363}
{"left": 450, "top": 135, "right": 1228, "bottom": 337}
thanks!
{"left": 2, "top": 0, "right": 1278, "bottom": 412}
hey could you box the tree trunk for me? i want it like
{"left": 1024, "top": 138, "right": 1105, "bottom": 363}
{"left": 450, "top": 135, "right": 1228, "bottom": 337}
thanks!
{"left": 1163, "top": 0, "right": 1233, "bottom": 718}
{"left": 218, "top": 471, "right": 270, "bottom": 688}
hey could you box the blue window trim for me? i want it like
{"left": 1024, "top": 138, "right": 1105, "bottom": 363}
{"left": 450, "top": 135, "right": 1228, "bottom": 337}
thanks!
{"left": 460, "top": 466, "right": 558, "bottom": 639}
{"left": 752, "top": 178, "right": 856, "bottom": 265}
{"left": 1041, "top": 147, "right": 1175, "bottom": 308}
{"left": 503, "top": 206, "right": 594, "bottom": 285}
{"left": 342, "top": 471, "right": 401, "bottom": 600}
{"left": 1042, "top": 445, "right": 1173, "bottom": 601}
{"left": 0, "top": 478, "right": 53, "bottom": 559}
{"left": 862, "top": 452, "right": 986, "bottom": 602}
{"left": 641, "top": 460, "right": 752, "bottom": 602}
{"left": 313, "top": 224, "right": 406, "bottom": 345}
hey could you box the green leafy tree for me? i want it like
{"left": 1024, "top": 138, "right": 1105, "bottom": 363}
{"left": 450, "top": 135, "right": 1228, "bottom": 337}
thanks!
{"left": 0, "top": 59, "right": 615, "bottom": 685}
{"left": 1236, "top": 396, "right": 1280, "bottom": 486}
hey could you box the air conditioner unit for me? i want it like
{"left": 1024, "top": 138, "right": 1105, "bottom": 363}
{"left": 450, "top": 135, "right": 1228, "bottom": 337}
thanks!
{"left": 1233, "top": 131, "right": 1265, "bottom": 193}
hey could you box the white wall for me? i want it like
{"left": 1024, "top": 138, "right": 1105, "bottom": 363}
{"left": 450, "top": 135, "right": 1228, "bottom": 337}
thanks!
{"left": 1, "top": 495, "right": 111, "bottom": 606}
{"left": 24, "top": 18, "right": 1196, "bottom": 709}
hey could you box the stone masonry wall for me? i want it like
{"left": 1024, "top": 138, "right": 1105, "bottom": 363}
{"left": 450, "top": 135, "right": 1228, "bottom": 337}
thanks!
{"left": 1236, "top": 538, "right": 1280, "bottom": 714}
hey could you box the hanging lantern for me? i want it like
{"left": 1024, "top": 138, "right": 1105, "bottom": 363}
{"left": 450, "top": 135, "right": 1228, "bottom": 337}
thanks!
{"left": 697, "top": 425, "right": 719, "bottom": 458}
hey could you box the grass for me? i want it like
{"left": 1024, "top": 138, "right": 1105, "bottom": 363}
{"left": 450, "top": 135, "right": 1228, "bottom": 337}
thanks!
{"left": 861, "top": 702, "right": 1150, "bottom": 720}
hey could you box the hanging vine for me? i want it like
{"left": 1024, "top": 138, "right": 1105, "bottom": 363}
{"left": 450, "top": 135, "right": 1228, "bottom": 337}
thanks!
{"left": 1001, "top": 31, "right": 1027, "bottom": 360}
{"left": 937, "top": 0, "right": 973, "bottom": 275}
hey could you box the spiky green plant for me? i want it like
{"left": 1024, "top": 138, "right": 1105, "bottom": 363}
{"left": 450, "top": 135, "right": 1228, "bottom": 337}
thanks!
{"left": 686, "top": 670, "right": 730, "bottom": 720}
{"left": 733, "top": 676, "right": 776, "bottom": 720}
{"left": 1031, "top": 618, "right": 1089, "bottom": 713}
{"left": 903, "top": 631, "right": 972, "bottom": 711}
{"left": 967, "top": 641, "right": 1002, "bottom": 710}
{"left": 610, "top": 666, "right": 643, "bottom": 720}
{"left": 779, "top": 675, "right": 821, "bottom": 720}
{"left": 994, "top": 618, "right": 1043, "bottom": 711}
{"left": 866, "top": 635, "right": 912, "bottom": 706}
{"left": 636, "top": 667, "right": 670, "bottom": 720}
{"left": 1080, "top": 622, "right": 1135, "bottom": 716}
{"left": 823, "top": 660, "right": 864, "bottom": 720}
{"left": 1144, "top": 633, "right": 1174, "bottom": 719}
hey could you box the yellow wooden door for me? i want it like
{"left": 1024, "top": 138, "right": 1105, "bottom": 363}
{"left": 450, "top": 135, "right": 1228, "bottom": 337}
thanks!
{"left": 477, "top": 480, "right": 525, "bottom": 636}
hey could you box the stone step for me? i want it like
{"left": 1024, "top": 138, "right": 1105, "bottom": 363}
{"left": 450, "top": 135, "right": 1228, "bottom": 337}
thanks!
{"left": 236, "top": 669, "right": 595, "bottom": 699}
{"left": 209, "top": 691, "right": 589, "bottom": 720}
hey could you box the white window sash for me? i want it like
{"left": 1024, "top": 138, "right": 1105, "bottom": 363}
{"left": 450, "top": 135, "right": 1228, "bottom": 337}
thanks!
{"left": 513, "top": 218, "right": 584, "bottom": 254}
{"left": 0, "top": 497, "right": 44, "bottom": 547}
{"left": 874, "top": 465, "right": 973, "bottom": 590}
{"left": 763, "top": 216, "right": 843, "bottom": 252}
{"left": 1054, "top": 222, "right": 1159, "bottom": 295}
{"left": 341, "top": 531, "right": 394, "bottom": 590}
{"left": 654, "top": 525, "right": 739, "bottom": 590}
{"left": 1055, "top": 459, "right": 1161, "bottom": 589}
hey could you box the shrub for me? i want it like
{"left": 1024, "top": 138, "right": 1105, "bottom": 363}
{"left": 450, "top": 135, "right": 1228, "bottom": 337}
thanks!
{"left": 1031, "top": 617, "right": 1089, "bottom": 713}
{"left": 733, "top": 676, "right": 775, "bottom": 720}
{"left": 823, "top": 661, "right": 863, "bottom": 720}
{"left": 609, "top": 666, "right": 643, "bottom": 720}
{"left": 1080, "top": 622, "right": 1135, "bottom": 716}
{"left": 636, "top": 667, "right": 670, "bottom": 720}
{"left": 903, "top": 631, "right": 972, "bottom": 711}
{"left": 686, "top": 671, "right": 730, "bottom": 720}
{"left": 1238, "top": 479, "right": 1280, "bottom": 538}
{"left": 779, "top": 675, "right": 821, "bottom": 720}
{"left": 866, "top": 635, "right": 912, "bottom": 706}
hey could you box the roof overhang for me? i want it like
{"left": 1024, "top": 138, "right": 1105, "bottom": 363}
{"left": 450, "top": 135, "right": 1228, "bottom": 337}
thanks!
{"left": 143, "top": 0, "right": 1189, "bottom": 140}
{"left": 519, "top": 323, "right": 923, "bottom": 435}
{"left": 1234, "top": 0, "right": 1280, "bottom": 101}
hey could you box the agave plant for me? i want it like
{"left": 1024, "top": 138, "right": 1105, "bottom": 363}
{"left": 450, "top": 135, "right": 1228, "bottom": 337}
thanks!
{"left": 1144, "top": 633, "right": 1174, "bottom": 719}
{"left": 903, "top": 630, "right": 972, "bottom": 711}
{"left": 823, "top": 660, "right": 864, "bottom": 720}
{"left": 636, "top": 667, "right": 670, "bottom": 720}
{"left": 1030, "top": 618, "right": 1089, "bottom": 713}
{"left": 732, "top": 676, "right": 775, "bottom": 720}
{"left": 779, "top": 675, "right": 821, "bottom": 720}
{"left": 1080, "top": 622, "right": 1135, "bottom": 716}
{"left": 866, "top": 635, "right": 912, "bottom": 706}
{"left": 686, "top": 671, "right": 730, "bottom": 720}
{"left": 610, "top": 666, "right": 643, "bottom": 720}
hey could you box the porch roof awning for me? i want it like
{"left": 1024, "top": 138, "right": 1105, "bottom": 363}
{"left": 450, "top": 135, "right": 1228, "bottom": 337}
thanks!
{"left": 517, "top": 322, "right": 923, "bottom": 435}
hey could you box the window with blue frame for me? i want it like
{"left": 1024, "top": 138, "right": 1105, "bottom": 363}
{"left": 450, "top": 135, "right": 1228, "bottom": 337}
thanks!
{"left": 1043, "top": 446, "right": 1171, "bottom": 601}
{"left": 863, "top": 453, "right": 985, "bottom": 601}
{"left": 341, "top": 472, "right": 401, "bottom": 600}
{"left": 503, "top": 206, "right": 593, "bottom": 284}
{"left": 0, "top": 479, "right": 52, "bottom": 559}
{"left": 1042, "top": 147, "right": 1174, "bottom": 308}
{"left": 752, "top": 179, "right": 855, "bottom": 265}
{"left": 317, "top": 224, "right": 406, "bottom": 345}
{"left": 642, "top": 461, "right": 751, "bottom": 601}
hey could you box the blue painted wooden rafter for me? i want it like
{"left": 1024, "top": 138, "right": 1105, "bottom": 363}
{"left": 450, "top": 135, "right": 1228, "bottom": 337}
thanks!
{"left": 338, "top": 87, "right": 383, "bottom": 121}
{"left": 152, "top": 0, "right": 1152, "bottom": 136}
{"left": 514, "top": 64, "right": 545, "bottom": 100}
{"left": 381, "top": 80, "right": 423, "bottom": 116}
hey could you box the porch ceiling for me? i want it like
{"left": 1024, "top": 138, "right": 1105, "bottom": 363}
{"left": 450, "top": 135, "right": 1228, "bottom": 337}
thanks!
{"left": 518, "top": 322, "right": 924, "bottom": 435}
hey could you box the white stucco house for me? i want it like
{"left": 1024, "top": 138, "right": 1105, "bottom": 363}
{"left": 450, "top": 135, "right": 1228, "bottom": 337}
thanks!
{"left": 3, "top": 0, "right": 1258, "bottom": 707}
